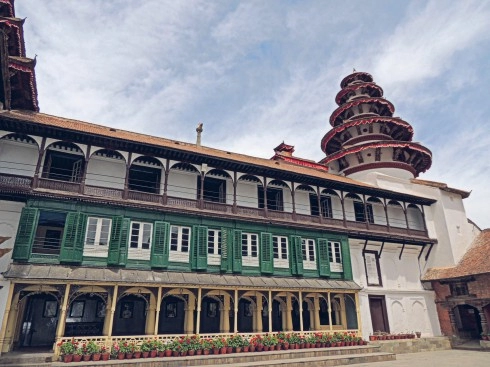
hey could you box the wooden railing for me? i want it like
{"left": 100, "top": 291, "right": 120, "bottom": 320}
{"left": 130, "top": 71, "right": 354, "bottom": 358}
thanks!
{"left": 38, "top": 178, "right": 80, "bottom": 193}
{"left": 128, "top": 190, "right": 161, "bottom": 203}
{"left": 0, "top": 172, "right": 32, "bottom": 189}
{"left": 84, "top": 185, "right": 123, "bottom": 199}
{"left": 0, "top": 173, "right": 429, "bottom": 239}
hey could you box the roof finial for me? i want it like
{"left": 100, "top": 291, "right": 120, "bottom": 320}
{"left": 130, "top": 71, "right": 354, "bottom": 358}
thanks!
{"left": 196, "top": 122, "right": 203, "bottom": 146}
{"left": 353, "top": 68, "right": 356, "bottom": 72}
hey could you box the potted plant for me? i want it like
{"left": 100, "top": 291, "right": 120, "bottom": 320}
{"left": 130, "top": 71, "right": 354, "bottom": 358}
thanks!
{"left": 111, "top": 342, "right": 123, "bottom": 360}
{"left": 87, "top": 340, "right": 100, "bottom": 361}
{"left": 228, "top": 334, "right": 244, "bottom": 352}
{"left": 57, "top": 339, "right": 77, "bottom": 363}
{"left": 100, "top": 345, "right": 110, "bottom": 361}
{"left": 73, "top": 346, "right": 83, "bottom": 362}
{"left": 141, "top": 339, "right": 152, "bottom": 358}
{"left": 202, "top": 339, "right": 213, "bottom": 355}
{"left": 213, "top": 336, "right": 226, "bottom": 354}
{"left": 262, "top": 334, "right": 278, "bottom": 351}
{"left": 132, "top": 344, "right": 141, "bottom": 359}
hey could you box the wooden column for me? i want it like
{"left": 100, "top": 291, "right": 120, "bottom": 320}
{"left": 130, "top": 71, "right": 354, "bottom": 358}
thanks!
{"left": 154, "top": 287, "right": 162, "bottom": 335}
{"left": 327, "top": 292, "right": 333, "bottom": 331}
{"left": 195, "top": 288, "right": 202, "bottom": 335}
{"left": 340, "top": 191, "right": 347, "bottom": 227}
{"left": 32, "top": 136, "right": 47, "bottom": 188}
{"left": 234, "top": 289, "right": 238, "bottom": 333}
{"left": 286, "top": 294, "right": 293, "bottom": 331}
{"left": 339, "top": 294, "right": 347, "bottom": 329}
{"left": 233, "top": 171, "right": 237, "bottom": 213}
{"left": 199, "top": 172, "right": 205, "bottom": 209}
{"left": 55, "top": 284, "right": 71, "bottom": 340}
{"left": 123, "top": 152, "right": 132, "bottom": 199}
{"left": 402, "top": 202, "right": 410, "bottom": 233}
{"left": 263, "top": 177, "right": 268, "bottom": 217}
{"left": 145, "top": 298, "right": 157, "bottom": 335}
{"left": 184, "top": 299, "right": 195, "bottom": 334}
{"left": 79, "top": 145, "right": 91, "bottom": 194}
{"left": 355, "top": 292, "right": 362, "bottom": 335}
{"left": 221, "top": 294, "right": 231, "bottom": 333}
{"left": 268, "top": 290, "right": 273, "bottom": 333}
{"left": 362, "top": 194, "right": 370, "bottom": 230}
{"left": 317, "top": 186, "right": 323, "bottom": 223}
{"left": 106, "top": 285, "right": 118, "bottom": 338}
{"left": 0, "top": 283, "right": 16, "bottom": 353}
{"left": 383, "top": 198, "right": 391, "bottom": 231}
{"left": 291, "top": 182, "right": 297, "bottom": 220}
{"left": 162, "top": 159, "right": 170, "bottom": 205}
{"left": 255, "top": 296, "right": 263, "bottom": 332}
{"left": 299, "top": 291, "right": 304, "bottom": 333}
{"left": 313, "top": 295, "right": 321, "bottom": 330}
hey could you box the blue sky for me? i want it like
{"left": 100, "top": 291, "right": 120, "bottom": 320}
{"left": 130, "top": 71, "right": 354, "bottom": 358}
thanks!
{"left": 17, "top": 0, "right": 490, "bottom": 228}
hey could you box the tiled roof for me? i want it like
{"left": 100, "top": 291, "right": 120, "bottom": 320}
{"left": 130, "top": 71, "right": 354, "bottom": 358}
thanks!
{"left": 411, "top": 178, "right": 471, "bottom": 199}
{"left": 422, "top": 229, "right": 490, "bottom": 280}
{"left": 1, "top": 110, "right": 374, "bottom": 187}
{"left": 2, "top": 263, "right": 362, "bottom": 291}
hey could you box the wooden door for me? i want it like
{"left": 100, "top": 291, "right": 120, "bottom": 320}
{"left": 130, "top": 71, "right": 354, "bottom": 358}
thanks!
{"left": 369, "top": 296, "right": 389, "bottom": 333}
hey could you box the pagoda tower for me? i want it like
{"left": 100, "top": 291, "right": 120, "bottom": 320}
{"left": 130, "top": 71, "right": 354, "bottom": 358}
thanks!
{"left": 0, "top": 0, "right": 39, "bottom": 111}
{"left": 320, "top": 71, "right": 431, "bottom": 179}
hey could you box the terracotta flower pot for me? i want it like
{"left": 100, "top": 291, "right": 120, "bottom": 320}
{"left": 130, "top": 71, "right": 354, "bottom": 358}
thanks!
{"left": 73, "top": 355, "right": 82, "bottom": 362}
{"left": 158, "top": 351, "right": 165, "bottom": 357}
{"left": 213, "top": 348, "right": 219, "bottom": 354}
{"left": 62, "top": 354, "right": 73, "bottom": 363}
{"left": 227, "top": 346, "right": 232, "bottom": 354}
{"left": 221, "top": 347, "right": 227, "bottom": 354}
{"left": 134, "top": 352, "right": 142, "bottom": 359}
{"left": 172, "top": 351, "right": 179, "bottom": 357}
{"left": 196, "top": 349, "right": 202, "bottom": 355}
{"left": 180, "top": 351, "right": 187, "bottom": 357}
{"left": 117, "top": 352, "right": 125, "bottom": 360}
{"left": 101, "top": 353, "right": 110, "bottom": 361}
{"left": 164, "top": 350, "right": 172, "bottom": 357}
{"left": 125, "top": 352, "right": 133, "bottom": 359}
{"left": 83, "top": 354, "right": 91, "bottom": 362}
{"left": 243, "top": 346, "right": 249, "bottom": 352}
{"left": 92, "top": 353, "right": 101, "bottom": 361}
{"left": 188, "top": 350, "right": 195, "bottom": 356}
{"left": 203, "top": 349, "right": 210, "bottom": 355}
{"left": 263, "top": 346, "right": 269, "bottom": 351}
{"left": 142, "top": 351, "right": 149, "bottom": 358}
{"left": 150, "top": 350, "right": 157, "bottom": 358}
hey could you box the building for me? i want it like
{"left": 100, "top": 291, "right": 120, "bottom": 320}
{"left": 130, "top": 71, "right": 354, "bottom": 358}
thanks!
{"left": 0, "top": 0, "right": 485, "bottom": 357}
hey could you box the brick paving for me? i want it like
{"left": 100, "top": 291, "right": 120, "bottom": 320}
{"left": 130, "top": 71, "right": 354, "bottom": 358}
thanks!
{"left": 346, "top": 349, "right": 489, "bottom": 367}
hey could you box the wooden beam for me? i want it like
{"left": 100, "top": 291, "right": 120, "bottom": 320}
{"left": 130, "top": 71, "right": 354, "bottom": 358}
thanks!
{"left": 398, "top": 243, "right": 405, "bottom": 260}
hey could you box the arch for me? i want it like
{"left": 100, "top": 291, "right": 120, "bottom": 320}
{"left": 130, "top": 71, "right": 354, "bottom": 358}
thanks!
{"left": 86, "top": 149, "right": 126, "bottom": 189}
{"left": 162, "top": 288, "right": 196, "bottom": 306}
{"left": 391, "top": 300, "right": 405, "bottom": 332}
{"left": 320, "top": 188, "right": 340, "bottom": 197}
{"left": 42, "top": 141, "right": 85, "bottom": 182}
{"left": 170, "top": 162, "right": 200, "bottom": 173}
{"left": 128, "top": 156, "right": 163, "bottom": 194}
{"left": 201, "top": 168, "right": 231, "bottom": 204}
{"left": 267, "top": 179, "right": 292, "bottom": 192}
{"left": 407, "top": 204, "right": 424, "bottom": 230}
{"left": 387, "top": 200, "right": 406, "bottom": 228}
{"left": 158, "top": 294, "right": 187, "bottom": 335}
{"left": 237, "top": 173, "right": 263, "bottom": 185}
{"left": 0, "top": 133, "right": 39, "bottom": 177}
{"left": 345, "top": 192, "right": 363, "bottom": 201}
{"left": 295, "top": 184, "right": 316, "bottom": 193}
{"left": 90, "top": 148, "right": 126, "bottom": 162}
{"left": 205, "top": 168, "right": 232, "bottom": 180}
{"left": 367, "top": 196, "right": 383, "bottom": 205}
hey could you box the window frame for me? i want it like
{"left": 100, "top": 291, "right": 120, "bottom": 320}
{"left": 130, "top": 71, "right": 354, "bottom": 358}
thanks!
{"left": 83, "top": 217, "right": 112, "bottom": 257}
{"left": 241, "top": 232, "right": 259, "bottom": 267}
{"left": 301, "top": 238, "right": 316, "bottom": 270}
{"left": 328, "top": 240, "right": 343, "bottom": 272}
{"left": 363, "top": 250, "right": 382, "bottom": 286}
{"left": 207, "top": 229, "right": 221, "bottom": 265}
{"left": 128, "top": 221, "right": 153, "bottom": 260}
{"left": 273, "top": 235, "right": 289, "bottom": 268}
{"left": 169, "top": 225, "right": 191, "bottom": 263}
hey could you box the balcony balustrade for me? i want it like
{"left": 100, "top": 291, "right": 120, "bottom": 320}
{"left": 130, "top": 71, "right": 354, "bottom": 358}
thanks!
{"left": 0, "top": 172, "right": 429, "bottom": 239}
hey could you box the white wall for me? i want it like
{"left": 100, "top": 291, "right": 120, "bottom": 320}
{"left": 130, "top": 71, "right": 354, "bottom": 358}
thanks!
{"left": 236, "top": 180, "right": 258, "bottom": 208}
{"left": 0, "top": 201, "right": 24, "bottom": 332}
{"left": 85, "top": 156, "right": 126, "bottom": 189}
{"left": 167, "top": 170, "right": 198, "bottom": 200}
{"left": 295, "top": 190, "right": 311, "bottom": 215}
{"left": 0, "top": 140, "right": 38, "bottom": 177}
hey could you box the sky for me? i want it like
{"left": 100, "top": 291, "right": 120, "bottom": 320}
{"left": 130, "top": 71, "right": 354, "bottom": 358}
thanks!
{"left": 16, "top": 0, "right": 490, "bottom": 228}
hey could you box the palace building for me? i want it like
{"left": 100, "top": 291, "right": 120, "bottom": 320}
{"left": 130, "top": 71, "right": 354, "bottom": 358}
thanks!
{"left": 0, "top": 0, "right": 486, "bottom": 357}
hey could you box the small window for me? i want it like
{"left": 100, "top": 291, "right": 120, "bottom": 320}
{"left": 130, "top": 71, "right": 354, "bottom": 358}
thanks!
{"left": 364, "top": 250, "right": 382, "bottom": 286}
{"left": 83, "top": 217, "right": 112, "bottom": 257}
{"left": 241, "top": 233, "right": 259, "bottom": 267}
{"left": 301, "top": 238, "right": 316, "bottom": 270}
{"left": 170, "top": 226, "right": 190, "bottom": 253}
{"left": 128, "top": 221, "right": 152, "bottom": 260}
{"left": 198, "top": 176, "right": 227, "bottom": 203}
{"left": 450, "top": 282, "right": 469, "bottom": 297}
{"left": 328, "top": 241, "right": 343, "bottom": 272}
{"left": 32, "top": 211, "right": 67, "bottom": 255}
{"left": 207, "top": 229, "right": 221, "bottom": 255}
{"left": 273, "top": 235, "right": 289, "bottom": 268}
{"left": 258, "top": 187, "right": 284, "bottom": 211}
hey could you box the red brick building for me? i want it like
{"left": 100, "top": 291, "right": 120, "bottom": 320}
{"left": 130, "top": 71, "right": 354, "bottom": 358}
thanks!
{"left": 423, "top": 229, "right": 490, "bottom": 340}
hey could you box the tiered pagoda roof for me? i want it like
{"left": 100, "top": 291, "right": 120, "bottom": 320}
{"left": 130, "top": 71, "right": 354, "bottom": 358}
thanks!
{"left": 0, "top": 0, "right": 39, "bottom": 111}
{"left": 320, "top": 71, "right": 432, "bottom": 178}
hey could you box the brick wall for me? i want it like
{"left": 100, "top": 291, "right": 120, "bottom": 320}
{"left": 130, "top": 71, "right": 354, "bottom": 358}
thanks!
{"left": 468, "top": 274, "right": 490, "bottom": 298}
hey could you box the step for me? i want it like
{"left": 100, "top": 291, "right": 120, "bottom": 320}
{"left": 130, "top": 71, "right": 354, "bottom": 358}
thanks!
{"left": 0, "top": 363, "right": 51, "bottom": 367}
{"left": 42, "top": 345, "right": 393, "bottom": 367}
{"left": 204, "top": 352, "right": 396, "bottom": 367}
{"left": 0, "top": 352, "right": 53, "bottom": 366}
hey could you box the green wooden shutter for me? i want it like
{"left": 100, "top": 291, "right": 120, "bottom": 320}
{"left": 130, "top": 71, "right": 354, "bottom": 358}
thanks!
{"left": 260, "top": 232, "right": 273, "bottom": 274}
{"left": 191, "top": 225, "right": 208, "bottom": 270}
{"left": 341, "top": 239, "right": 353, "bottom": 280}
{"left": 150, "top": 221, "right": 170, "bottom": 268}
{"left": 317, "top": 238, "right": 331, "bottom": 277}
{"left": 220, "top": 227, "right": 231, "bottom": 272}
{"left": 59, "top": 212, "right": 87, "bottom": 263}
{"left": 12, "top": 207, "right": 39, "bottom": 261}
{"left": 232, "top": 229, "right": 242, "bottom": 272}
{"left": 107, "top": 216, "right": 129, "bottom": 266}
{"left": 290, "top": 235, "right": 303, "bottom": 276}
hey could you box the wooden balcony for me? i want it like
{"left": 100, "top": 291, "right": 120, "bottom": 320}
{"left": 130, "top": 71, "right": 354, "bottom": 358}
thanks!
{"left": 0, "top": 173, "right": 430, "bottom": 240}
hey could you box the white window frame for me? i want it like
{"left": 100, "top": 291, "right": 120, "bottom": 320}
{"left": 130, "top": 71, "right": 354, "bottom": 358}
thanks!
{"left": 128, "top": 221, "right": 152, "bottom": 261}
{"left": 169, "top": 225, "right": 191, "bottom": 263}
{"left": 301, "top": 238, "right": 316, "bottom": 270}
{"left": 328, "top": 241, "right": 343, "bottom": 272}
{"left": 207, "top": 229, "right": 221, "bottom": 265}
{"left": 273, "top": 235, "right": 289, "bottom": 268}
{"left": 242, "top": 232, "right": 259, "bottom": 267}
{"left": 83, "top": 217, "right": 112, "bottom": 257}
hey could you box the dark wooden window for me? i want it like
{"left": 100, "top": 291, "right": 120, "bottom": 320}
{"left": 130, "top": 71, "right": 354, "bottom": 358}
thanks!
{"left": 364, "top": 250, "right": 382, "bottom": 286}
{"left": 128, "top": 165, "right": 161, "bottom": 194}
{"left": 198, "top": 176, "right": 226, "bottom": 203}
{"left": 32, "top": 211, "right": 67, "bottom": 255}
{"left": 354, "top": 202, "right": 374, "bottom": 223}
{"left": 450, "top": 282, "right": 469, "bottom": 297}
{"left": 43, "top": 150, "right": 84, "bottom": 182}
{"left": 258, "top": 187, "right": 284, "bottom": 211}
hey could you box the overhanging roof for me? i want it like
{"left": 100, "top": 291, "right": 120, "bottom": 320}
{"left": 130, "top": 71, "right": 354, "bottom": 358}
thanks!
{"left": 3, "top": 264, "right": 361, "bottom": 291}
